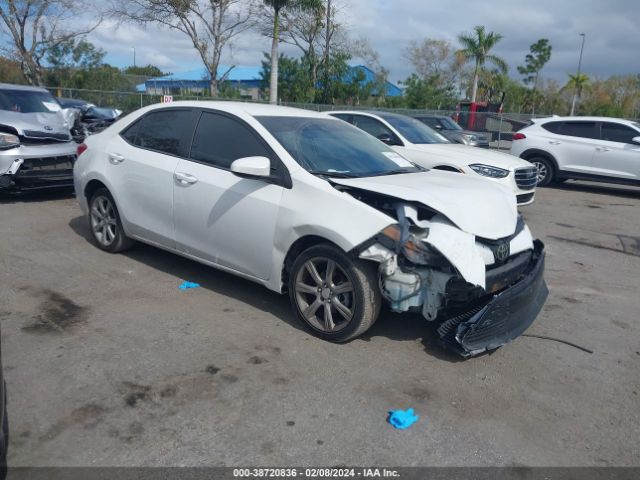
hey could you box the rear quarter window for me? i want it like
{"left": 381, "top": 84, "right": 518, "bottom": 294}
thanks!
{"left": 541, "top": 121, "right": 562, "bottom": 133}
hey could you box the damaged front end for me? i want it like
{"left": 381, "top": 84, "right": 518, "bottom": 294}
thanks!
{"left": 355, "top": 197, "right": 548, "bottom": 358}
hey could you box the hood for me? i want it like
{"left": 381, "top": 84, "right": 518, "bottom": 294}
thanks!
{"left": 404, "top": 143, "right": 530, "bottom": 170}
{"left": 0, "top": 109, "right": 73, "bottom": 140}
{"left": 332, "top": 170, "right": 517, "bottom": 240}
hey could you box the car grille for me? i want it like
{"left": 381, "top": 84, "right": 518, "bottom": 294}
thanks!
{"left": 22, "top": 130, "right": 71, "bottom": 142}
{"left": 515, "top": 166, "right": 538, "bottom": 190}
{"left": 15, "top": 155, "right": 76, "bottom": 174}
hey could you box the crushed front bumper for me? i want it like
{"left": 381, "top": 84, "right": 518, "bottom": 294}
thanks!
{"left": 437, "top": 239, "right": 548, "bottom": 357}
{"left": 0, "top": 143, "right": 77, "bottom": 192}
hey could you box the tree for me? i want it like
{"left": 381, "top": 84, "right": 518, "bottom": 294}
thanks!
{"left": 260, "top": 53, "right": 313, "bottom": 102}
{"left": 517, "top": 38, "right": 552, "bottom": 113}
{"left": 45, "top": 38, "right": 106, "bottom": 86}
{"left": 0, "top": 0, "right": 102, "bottom": 85}
{"left": 402, "top": 73, "right": 457, "bottom": 110}
{"left": 456, "top": 25, "right": 507, "bottom": 102}
{"left": 124, "top": 65, "right": 166, "bottom": 77}
{"left": 404, "top": 38, "right": 463, "bottom": 85}
{"left": 261, "top": 0, "right": 322, "bottom": 104}
{"left": 111, "top": 0, "right": 256, "bottom": 96}
{"left": 563, "top": 73, "right": 590, "bottom": 103}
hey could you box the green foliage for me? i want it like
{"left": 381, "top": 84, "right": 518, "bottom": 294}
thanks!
{"left": 124, "top": 65, "right": 166, "bottom": 77}
{"left": 457, "top": 25, "right": 508, "bottom": 74}
{"left": 517, "top": 39, "right": 552, "bottom": 88}
{"left": 564, "top": 73, "right": 590, "bottom": 98}
{"left": 401, "top": 74, "right": 457, "bottom": 110}
{"left": 260, "top": 53, "right": 314, "bottom": 102}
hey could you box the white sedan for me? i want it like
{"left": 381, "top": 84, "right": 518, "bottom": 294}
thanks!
{"left": 74, "top": 102, "right": 548, "bottom": 357}
{"left": 327, "top": 111, "right": 538, "bottom": 205}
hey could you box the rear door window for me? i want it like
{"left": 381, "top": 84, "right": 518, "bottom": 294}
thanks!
{"left": 557, "top": 121, "right": 598, "bottom": 139}
{"left": 541, "top": 121, "right": 562, "bottom": 134}
{"left": 121, "top": 109, "right": 197, "bottom": 157}
{"left": 600, "top": 122, "right": 639, "bottom": 144}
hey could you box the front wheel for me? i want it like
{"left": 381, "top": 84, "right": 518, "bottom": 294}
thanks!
{"left": 288, "top": 244, "right": 381, "bottom": 343}
{"left": 530, "top": 156, "right": 555, "bottom": 187}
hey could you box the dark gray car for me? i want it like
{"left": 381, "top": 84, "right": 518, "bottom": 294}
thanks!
{"left": 414, "top": 114, "right": 490, "bottom": 148}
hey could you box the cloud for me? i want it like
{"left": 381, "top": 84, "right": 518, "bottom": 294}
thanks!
{"left": 73, "top": 0, "right": 640, "bottom": 83}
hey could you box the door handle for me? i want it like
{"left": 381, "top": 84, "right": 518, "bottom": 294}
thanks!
{"left": 174, "top": 172, "right": 198, "bottom": 185}
{"left": 108, "top": 153, "right": 125, "bottom": 164}
{"left": 595, "top": 146, "right": 610, "bottom": 152}
{"left": 549, "top": 141, "right": 561, "bottom": 145}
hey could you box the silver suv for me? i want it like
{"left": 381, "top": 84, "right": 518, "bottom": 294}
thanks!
{"left": 510, "top": 116, "right": 640, "bottom": 187}
{"left": 0, "top": 83, "right": 77, "bottom": 193}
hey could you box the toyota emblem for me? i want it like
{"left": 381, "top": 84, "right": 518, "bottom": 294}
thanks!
{"left": 495, "top": 242, "right": 510, "bottom": 262}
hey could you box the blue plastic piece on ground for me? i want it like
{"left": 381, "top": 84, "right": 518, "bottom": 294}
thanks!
{"left": 179, "top": 281, "right": 200, "bottom": 290}
{"left": 388, "top": 408, "right": 419, "bottom": 429}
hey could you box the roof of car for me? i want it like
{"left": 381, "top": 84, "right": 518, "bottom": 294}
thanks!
{"left": 147, "top": 101, "right": 331, "bottom": 119}
{"left": 534, "top": 116, "right": 639, "bottom": 126}
{"left": 0, "top": 83, "right": 50, "bottom": 92}
{"left": 327, "top": 110, "right": 411, "bottom": 121}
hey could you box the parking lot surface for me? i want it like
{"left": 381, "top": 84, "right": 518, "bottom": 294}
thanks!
{"left": 1, "top": 182, "right": 639, "bottom": 467}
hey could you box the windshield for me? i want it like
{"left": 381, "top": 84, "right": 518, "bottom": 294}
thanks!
{"left": 257, "top": 116, "right": 422, "bottom": 178}
{"left": 0, "top": 89, "right": 61, "bottom": 113}
{"left": 380, "top": 114, "right": 450, "bottom": 144}
{"left": 439, "top": 117, "right": 463, "bottom": 131}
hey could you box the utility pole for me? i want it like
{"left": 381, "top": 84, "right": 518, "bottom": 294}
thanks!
{"left": 570, "top": 33, "right": 586, "bottom": 116}
{"left": 323, "top": 0, "right": 332, "bottom": 104}
{"left": 133, "top": 47, "right": 136, "bottom": 67}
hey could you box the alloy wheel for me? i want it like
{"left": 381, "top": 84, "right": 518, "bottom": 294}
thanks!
{"left": 90, "top": 195, "right": 118, "bottom": 247}
{"left": 294, "top": 257, "right": 355, "bottom": 333}
{"left": 533, "top": 161, "right": 547, "bottom": 183}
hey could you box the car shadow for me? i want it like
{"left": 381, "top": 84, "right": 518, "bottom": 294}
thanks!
{"left": 0, "top": 188, "right": 75, "bottom": 204}
{"left": 68, "top": 215, "right": 464, "bottom": 362}
{"left": 551, "top": 180, "right": 640, "bottom": 200}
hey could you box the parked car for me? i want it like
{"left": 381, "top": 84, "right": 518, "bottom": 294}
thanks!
{"left": 510, "top": 116, "right": 640, "bottom": 187}
{"left": 0, "top": 332, "right": 7, "bottom": 480}
{"left": 57, "top": 98, "right": 122, "bottom": 142}
{"left": 0, "top": 83, "right": 77, "bottom": 192}
{"left": 74, "top": 102, "right": 547, "bottom": 357}
{"left": 413, "top": 114, "right": 491, "bottom": 148}
{"left": 327, "top": 111, "right": 538, "bottom": 206}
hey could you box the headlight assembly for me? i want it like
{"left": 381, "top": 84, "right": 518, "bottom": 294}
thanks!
{"left": 469, "top": 163, "right": 510, "bottom": 178}
{"left": 377, "top": 224, "right": 447, "bottom": 266}
{"left": 462, "top": 133, "right": 479, "bottom": 142}
{"left": 0, "top": 132, "right": 20, "bottom": 150}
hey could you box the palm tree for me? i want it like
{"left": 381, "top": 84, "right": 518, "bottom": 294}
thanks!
{"left": 263, "top": 0, "right": 322, "bottom": 104}
{"left": 457, "top": 25, "right": 507, "bottom": 102}
{"left": 564, "top": 73, "right": 590, "bottom": 114}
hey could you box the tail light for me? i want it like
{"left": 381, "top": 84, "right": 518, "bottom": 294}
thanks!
{"left": 77, "top": 143, "right": 88, "bottom": 156}
{"left": 512, "top": 133, "right": 526, "bottom": 140}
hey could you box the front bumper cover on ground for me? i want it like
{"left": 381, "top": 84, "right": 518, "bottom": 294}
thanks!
{"left": 438, "top": 239, "right": 548, "bottom": 357}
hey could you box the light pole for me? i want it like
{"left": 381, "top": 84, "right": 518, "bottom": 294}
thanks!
{"left": 570, "top": 33, "right": 586, "bottom": 116}
{"left": 132, "top": 47, "right": 136, "bottom": 68}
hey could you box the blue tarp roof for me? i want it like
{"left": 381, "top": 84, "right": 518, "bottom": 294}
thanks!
{"left": 137, "top": 64, "right": 402, "bottom": 97}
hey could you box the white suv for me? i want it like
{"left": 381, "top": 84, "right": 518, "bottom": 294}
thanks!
{"left": 510, "top": 116, "right": 640, "bottom": 187}
{"left": 328, "top": 111, "right": 538, "bottom": 206}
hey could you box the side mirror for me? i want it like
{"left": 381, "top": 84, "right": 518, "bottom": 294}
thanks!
{"left": 377, "top": 133, "right": 398, "bottom": 146}
{"left": 631, "top": 136, "right": 640, "bottom": 145}
{"left": 433, "top": 124, "right": 443, "bottom": 130}
{"left": 230, "top": 156, "right": 271, "bottom": 179}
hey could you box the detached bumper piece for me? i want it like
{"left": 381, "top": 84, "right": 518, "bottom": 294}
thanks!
{"left": 438, "top": 240, "right": 548, "bottom": 358}
{"left": 0, "top": 155, "right": 76, "bottom": 192}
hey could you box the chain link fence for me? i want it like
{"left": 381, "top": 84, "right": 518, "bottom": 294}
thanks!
{"left": 47, "top": 86, "right": 548, "bottom": 152}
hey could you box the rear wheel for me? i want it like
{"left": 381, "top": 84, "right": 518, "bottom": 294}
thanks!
{"left": 530, "top": 156, "right": 555, "bottom": 187}
{"left": 288, "top": 244, "right": 381, "bottom": 343}
{"left": 89, "top": 188, "right": 134, "bottom": 253}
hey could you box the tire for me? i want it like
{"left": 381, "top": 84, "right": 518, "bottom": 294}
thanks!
{"left": 88, "top": 188, "right": 134, "bottom": 253}
{"left": 529, "top": 156, "right": 555, "bottom": 187}
{"left": 288, "top": 244, "right": 382, "bottom": 343}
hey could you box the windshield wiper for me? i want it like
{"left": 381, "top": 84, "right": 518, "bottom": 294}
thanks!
{"left": 308, "top": 170, "right": 361, "bottom": 178}
{"left": 368, "top": 169, "right": 420, "bottom": 177}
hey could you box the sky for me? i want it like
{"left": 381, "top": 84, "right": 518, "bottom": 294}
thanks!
{"left": 84, "top": 0, "right": 640, "bottom": 85}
